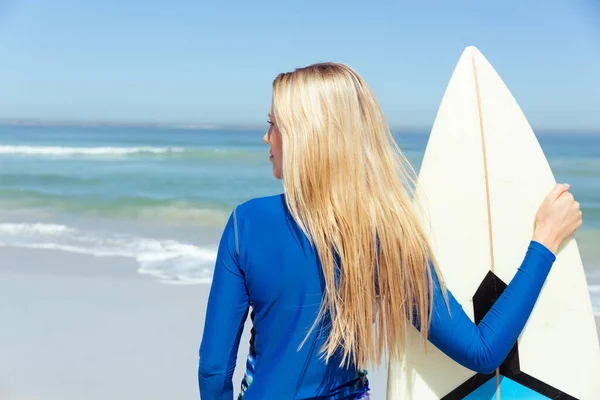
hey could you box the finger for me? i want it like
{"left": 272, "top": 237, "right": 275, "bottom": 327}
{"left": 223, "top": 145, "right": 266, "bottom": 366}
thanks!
{"left": 558, "top": 191, "right": 575, "bottom": 203}
{"left": 549, "top": 183, "right": 570, "bottom": 201}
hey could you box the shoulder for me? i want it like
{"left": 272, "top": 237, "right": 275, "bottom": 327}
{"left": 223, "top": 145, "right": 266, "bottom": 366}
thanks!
{"left": 229, "top": 193, "right": 287, "bottom": 262}
{"left": 234, "top": 193, "right": 286, "bottom": 220}
{"left": 230, "top": 193, "right": 288, "bottom": 245}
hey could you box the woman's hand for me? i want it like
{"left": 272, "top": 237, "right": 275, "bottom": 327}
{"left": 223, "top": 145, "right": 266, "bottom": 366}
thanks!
{"left": 532, "top": 183, "right": 583, "bottom": 254}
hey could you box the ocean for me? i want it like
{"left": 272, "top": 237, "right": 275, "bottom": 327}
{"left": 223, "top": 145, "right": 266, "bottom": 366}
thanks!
{"left": 0, "top": 124, "right": 598, "bottom": 316}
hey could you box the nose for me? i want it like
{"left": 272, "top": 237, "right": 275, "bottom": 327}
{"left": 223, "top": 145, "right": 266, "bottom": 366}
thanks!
{"left": 263, "top": 132, "right": 269, "bottom": 144}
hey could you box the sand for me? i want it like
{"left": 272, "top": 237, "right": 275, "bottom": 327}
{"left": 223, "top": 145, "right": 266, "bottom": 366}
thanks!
{"left": 0, "top": 247, "right": 387, "bottom": 399}
{"left": 0, "top": 247, "right": 596, "bottom": 400}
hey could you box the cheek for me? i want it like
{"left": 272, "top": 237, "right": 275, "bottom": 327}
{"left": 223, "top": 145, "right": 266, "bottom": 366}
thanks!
{"left": 274, "top": 130, "right": 283, "bottom": 156}
{"left": 274, "top": 133, "right": 283, "bottom": 177}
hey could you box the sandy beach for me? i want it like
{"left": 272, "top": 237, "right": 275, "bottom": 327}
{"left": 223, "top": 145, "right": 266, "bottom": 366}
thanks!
{"left": 1, "top": 247, "right": 597, "bottom": 400}
{"left": 0, "top": 248, "right": 210, "bottom": 400}
{"left": 0, "top": 247, "right": 387, "bottom": 399}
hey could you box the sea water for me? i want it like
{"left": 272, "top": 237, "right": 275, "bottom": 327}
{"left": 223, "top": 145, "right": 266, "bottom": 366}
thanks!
{"left": 0, "top": 124, "right": 598, "bottom": 317}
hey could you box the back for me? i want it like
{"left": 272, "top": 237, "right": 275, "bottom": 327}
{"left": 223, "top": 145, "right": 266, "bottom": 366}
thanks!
{"left": 199, "top": 194, "right": 369, "bottom": 400}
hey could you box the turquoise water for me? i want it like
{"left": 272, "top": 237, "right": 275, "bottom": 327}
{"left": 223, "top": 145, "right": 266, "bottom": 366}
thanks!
{"left": 0, "top": 124, "right": 598, "bottom": 314}
{"left": 0, "top": 125, "right": 279, "bottom": 224}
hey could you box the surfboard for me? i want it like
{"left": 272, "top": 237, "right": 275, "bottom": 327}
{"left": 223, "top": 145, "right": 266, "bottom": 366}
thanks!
{"left": 386, "top": 47, "right": 600, "bottom": 399}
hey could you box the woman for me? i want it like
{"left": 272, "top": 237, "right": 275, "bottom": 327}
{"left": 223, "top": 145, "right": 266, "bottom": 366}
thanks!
{"left": 198, "top": 63, "right": 582, "bottom": 399}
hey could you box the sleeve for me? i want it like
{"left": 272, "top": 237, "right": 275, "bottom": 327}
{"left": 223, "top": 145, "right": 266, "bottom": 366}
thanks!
{"left": 198, "top": 210, "right": 249, "bottom": 400}
{"left": 418, "top": 240, "right": 556, "bottom": 374}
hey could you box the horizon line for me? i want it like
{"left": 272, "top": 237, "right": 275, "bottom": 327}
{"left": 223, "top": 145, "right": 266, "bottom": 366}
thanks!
{"left": 0, "top": 118, "right": 598, "bottom": 134}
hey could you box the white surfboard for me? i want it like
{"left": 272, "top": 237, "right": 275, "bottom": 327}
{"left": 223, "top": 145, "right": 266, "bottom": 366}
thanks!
{"left": 387, "top": 47, "right": 600, "bottom": 399}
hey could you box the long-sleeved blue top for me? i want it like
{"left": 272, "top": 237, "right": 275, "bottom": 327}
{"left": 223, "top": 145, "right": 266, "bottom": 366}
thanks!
{"left": 198, "top": 194, "right": 556, "bottom": 399}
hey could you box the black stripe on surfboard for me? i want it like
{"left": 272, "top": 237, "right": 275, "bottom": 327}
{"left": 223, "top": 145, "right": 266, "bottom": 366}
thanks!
{"left": 441, "top": 271, "right": 578, "bottom": 400}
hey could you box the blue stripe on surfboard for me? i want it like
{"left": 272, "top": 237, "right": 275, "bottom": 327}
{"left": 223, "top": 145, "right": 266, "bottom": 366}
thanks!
{"left": 463, "top": 375, "right": 551, "bottom": 399}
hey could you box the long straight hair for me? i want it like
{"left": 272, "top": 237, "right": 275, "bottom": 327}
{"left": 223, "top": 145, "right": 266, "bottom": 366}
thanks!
{"left": 272, "top": 62, "right": 445, "bottom": 371}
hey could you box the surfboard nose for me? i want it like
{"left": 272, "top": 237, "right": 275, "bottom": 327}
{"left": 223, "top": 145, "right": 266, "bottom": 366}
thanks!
{"left": 452, "top": 46, "right": 487, "bottom": 78}
{"left": 463, "top": 45, "right": 481, "bottom": 56}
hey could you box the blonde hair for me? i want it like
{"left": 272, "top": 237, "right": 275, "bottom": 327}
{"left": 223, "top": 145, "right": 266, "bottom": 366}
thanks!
{"left": 272, "top": 62, "right": 446, "bottom": 371}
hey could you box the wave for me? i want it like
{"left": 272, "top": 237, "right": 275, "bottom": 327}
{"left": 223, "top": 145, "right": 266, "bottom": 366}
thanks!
{"left": 0, "top": 222, "right": 217, "bottom": 284}
{"left": 0, "top": 145, "right": 185, "bottom": 156}
{"left": 0, "top": 222, "right": 75, "bottom": 235}
{"left": 0, "top": 190, "right": 232, "bottom": 227}
{"left": 1, "top": 222, "right": 600, "bottom": 290}
{"left": 0, "top": 173, "right": 102, "bottom": 186}
{"left": 0, "top": 145, "right": 266, "bottom": 161}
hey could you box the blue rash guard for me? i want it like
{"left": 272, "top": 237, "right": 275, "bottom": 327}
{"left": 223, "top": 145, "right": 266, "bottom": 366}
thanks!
{"left": 198, "top": 194, "right": 556, "bottom": 400}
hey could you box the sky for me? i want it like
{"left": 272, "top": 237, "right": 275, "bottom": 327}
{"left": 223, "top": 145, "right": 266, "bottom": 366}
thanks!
{"left": 0, "top": 0, "right": 599, "bottom": 130}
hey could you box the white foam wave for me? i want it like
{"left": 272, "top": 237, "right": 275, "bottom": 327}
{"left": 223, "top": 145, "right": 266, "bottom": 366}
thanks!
{"left": 0, "top": 222, "right": 216, "bottom": 284}
{"left": 2, "top": 223, "right": 598, "bottom": 289}
{"left": 0, "top": 145, "right": 185, "bottom": 157}
{"left": 0, "top": 223, "right": 75, "bottom": 235}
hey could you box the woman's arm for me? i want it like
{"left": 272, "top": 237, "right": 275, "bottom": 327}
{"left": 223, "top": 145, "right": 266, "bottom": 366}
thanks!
{"left": 199, "top": 212, "right": 249, "bottom": 399}
{"left": 420, "top": 240, "right": 556, "bottom": 374}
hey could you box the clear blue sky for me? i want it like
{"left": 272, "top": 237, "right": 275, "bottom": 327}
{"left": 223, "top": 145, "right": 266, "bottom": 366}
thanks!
{"left": 0, "top": 0, "right": 598, "bottom": 130}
